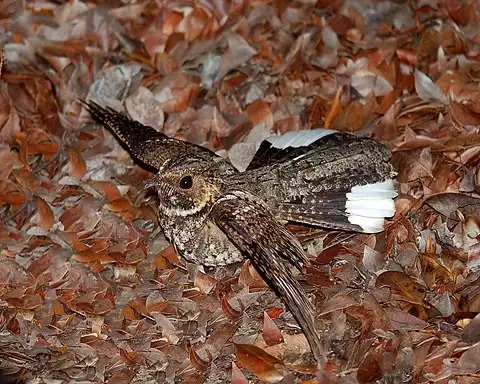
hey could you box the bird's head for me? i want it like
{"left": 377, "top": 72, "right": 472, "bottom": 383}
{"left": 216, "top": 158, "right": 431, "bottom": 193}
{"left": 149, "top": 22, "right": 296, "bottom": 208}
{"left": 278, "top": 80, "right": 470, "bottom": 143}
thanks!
{"left": 146, "top": 157, "right": 229, "bottom": 217}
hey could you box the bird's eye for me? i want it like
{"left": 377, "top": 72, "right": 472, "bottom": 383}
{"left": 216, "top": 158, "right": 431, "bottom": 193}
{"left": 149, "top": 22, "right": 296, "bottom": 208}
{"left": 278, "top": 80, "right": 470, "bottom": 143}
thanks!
{"left": 179, "top": 175, "right": 193, "bottom": 189}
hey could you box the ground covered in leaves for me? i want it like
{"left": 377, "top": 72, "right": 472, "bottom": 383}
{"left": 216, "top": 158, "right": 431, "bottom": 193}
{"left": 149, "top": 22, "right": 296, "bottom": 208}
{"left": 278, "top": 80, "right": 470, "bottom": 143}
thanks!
{"left": 0, "top": 0, "right": 480, "bottom": 383}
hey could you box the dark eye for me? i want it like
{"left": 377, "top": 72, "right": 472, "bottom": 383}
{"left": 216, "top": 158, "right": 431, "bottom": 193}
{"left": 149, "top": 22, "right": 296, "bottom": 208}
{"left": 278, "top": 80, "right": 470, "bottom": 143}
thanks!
{"left": 179, "top": 175, "right": 193, "bottom": 189}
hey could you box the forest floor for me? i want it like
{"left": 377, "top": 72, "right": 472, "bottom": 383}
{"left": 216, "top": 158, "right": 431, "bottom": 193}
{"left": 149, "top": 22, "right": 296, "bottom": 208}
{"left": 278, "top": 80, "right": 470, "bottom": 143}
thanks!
{"left": 0, "top": 0, "right": 480, "bottom": 383}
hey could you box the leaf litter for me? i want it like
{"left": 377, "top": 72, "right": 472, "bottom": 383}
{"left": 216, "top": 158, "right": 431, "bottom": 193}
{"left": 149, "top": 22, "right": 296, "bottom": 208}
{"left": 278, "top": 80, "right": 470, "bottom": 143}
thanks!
{"left": 0, "top": 1, "right": 480, "bottom": 383}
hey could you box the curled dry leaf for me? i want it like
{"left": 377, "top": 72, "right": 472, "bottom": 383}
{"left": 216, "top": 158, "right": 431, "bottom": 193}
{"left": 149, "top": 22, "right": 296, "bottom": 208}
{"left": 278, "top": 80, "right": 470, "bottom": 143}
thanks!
{"left": 324, "top": 86, "right": 343, "bottom": 129}
{"left": 189, "top": 344, "right": 213, "bottom": 371}
{"left": 238, "top": 259, "right": 267, "bottom": 289}
{"left": 221, "top": 295, "right": 244, "bottom": 320}
{"left": 36, "top": 197, "right": 54, "bottom": 230}
{"left": 194, "top": 270, "right": 218, "bottom": 294}
{"left": 262, "top": 311, "right": 284, "bottom": 347}
{"left": 414, "top": 69, "right": 448, "bottom": 105}
{"left": 235, "top": 343, "right": 286, "bottom": 383}
{"left": 69, "top": 147, "right": 87, "bottom": 179}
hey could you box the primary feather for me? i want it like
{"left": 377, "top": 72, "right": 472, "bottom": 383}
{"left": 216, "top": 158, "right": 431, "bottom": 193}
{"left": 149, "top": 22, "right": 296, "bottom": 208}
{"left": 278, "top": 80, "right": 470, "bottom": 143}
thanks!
{"left": 212, "top": 192, "right": 325, "bottom": 366}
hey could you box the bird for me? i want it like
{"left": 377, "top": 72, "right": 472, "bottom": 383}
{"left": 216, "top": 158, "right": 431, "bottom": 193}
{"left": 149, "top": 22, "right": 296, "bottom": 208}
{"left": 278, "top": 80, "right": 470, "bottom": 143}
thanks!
{"left": 81, "top": 99, "right": 397, "bottom": 367}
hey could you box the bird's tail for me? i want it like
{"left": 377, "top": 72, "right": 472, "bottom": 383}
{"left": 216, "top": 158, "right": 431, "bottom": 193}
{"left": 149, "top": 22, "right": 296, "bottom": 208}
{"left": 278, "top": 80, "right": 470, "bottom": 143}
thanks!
{"left": 241, "top": 131, "right": 398, "bottom": 233}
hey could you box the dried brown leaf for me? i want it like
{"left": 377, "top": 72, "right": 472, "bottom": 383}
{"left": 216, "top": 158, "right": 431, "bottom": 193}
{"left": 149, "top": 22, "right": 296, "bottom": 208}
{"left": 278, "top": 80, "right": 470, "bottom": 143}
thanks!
{"left": 246, "top": 100, "right": 273, "bottom": 129}
{"left": 376, "top": 271, "right": 426, "bottom": 305}
{"left": 319, "top": 290, "right": 362, "bottom": 316}
{"left": 36, "top": 197, "right": 54, "bottom": 230}
{"left": 232, "top": 362, "right": 249, "bottom": 384}
{"left": 194, "top": 270, "right": 218, "bottom": 294}
{"left": 357, "top": 343, "right": 384, "bottom": 384}
{"left": 0, "top": 150, "right": 16, "bottom": 180}
{"left": 262, "top": 311, "right": 284, "bottom": 347}
{"left": 415, "top": 69, "right": 448, "bottom": 105}
{"left": 0, "top": 180, "right": 27, "bottom": 207}
{"left": 386, "top": 308, "right": 429, "bottom": 331}
{"left": 425, "top": 193, "right": 480, "bottom": 218}
{"left": 392, "top": 148, "right": 434, "bottom": 182}
{"left": 455, "top": 342, "right": 480, "bottom": 373}
{"left": 235, "top": 344, "right": 286, "bottom": 383}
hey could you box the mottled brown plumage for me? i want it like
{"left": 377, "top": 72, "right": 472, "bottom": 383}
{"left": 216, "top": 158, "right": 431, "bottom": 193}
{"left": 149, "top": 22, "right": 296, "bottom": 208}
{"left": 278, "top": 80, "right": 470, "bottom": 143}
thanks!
{"left": 82, "top": 100, "right": 397, "bottom": 367}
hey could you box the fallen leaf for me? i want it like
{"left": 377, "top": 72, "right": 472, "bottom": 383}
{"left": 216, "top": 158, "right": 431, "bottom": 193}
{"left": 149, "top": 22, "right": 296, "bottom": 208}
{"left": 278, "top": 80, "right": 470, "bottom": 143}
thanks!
{"left": 262, "top": 311, "right": 284, "bottom": 347}
{"left": 319, "top": 290, "right": 362, "bottom": 316}
{"left": 36, "top": 197, "right": 54, "bottom": 230}
{"left": 69, "top": 147, "right": 87, "bottom": 179}
{"left": 415, "top": 69, "right": 448, "bottom": 105}
{"left": 216, "top": 33, "right": 256, "bottom": 82}
{"left": 376, "top": 271, "right": 426, "bottom": 305}
{"left": 392, "top": 148, "right": 434, "bottom": 182}
{"left": 232, "top": 362, "right": 249, "bottom": 384}
{"left": 235, "top": 344, "right": 286, "bottom": 383}
{"left": 246, "top": 100, "right": 273, "bottom": 130}
{"left": 386, "top": 308, "right": 429, "bottom": 331}
{"left": 455, "top": 342, "right": 480, "bottom": 373}
{"left": 357, "top": 343, "right": 384, "bottom": 384}
{"left": 462, "top": 314, "right": 480, "bottom": 344}
{"left": 425, "top": 193, "right": 480, "bottom": 219}
{"left": 324, "top": 86, "right": 343, "bottom": 128}
{"left": 125, "top": 86, "right": 165, "bottom": 131}
{"left": 0, "top": 149, "right": 16, "bottom": 180}
{"left": 194, "top": 270, "right": 218, "bottom": 294}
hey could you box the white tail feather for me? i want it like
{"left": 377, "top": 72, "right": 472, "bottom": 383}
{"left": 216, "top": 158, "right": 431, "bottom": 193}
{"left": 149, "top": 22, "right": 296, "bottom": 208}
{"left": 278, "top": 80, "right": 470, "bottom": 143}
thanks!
{"left": 346, "top": 180, "right": 397, "bottom": 233}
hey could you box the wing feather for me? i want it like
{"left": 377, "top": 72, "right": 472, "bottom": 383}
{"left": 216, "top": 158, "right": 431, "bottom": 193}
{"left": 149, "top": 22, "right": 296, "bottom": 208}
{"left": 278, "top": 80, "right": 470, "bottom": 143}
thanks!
{"left": 211, "top": 192, "right": 325, "bottom": 366}
{"left": 80, "top": 99, "right": 224, "bottom": 172}
{"left": 233, "top": 131, "right": 397, "bottom": 233}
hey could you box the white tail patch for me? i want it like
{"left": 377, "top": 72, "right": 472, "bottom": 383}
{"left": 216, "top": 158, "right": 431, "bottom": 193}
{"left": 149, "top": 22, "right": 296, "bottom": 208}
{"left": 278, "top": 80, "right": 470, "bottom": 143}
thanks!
{"left": 267, "top": 129, "right": 336, "bottom": 149}
{"left": 346, "top": 180, "right": 397, "bottom": 233}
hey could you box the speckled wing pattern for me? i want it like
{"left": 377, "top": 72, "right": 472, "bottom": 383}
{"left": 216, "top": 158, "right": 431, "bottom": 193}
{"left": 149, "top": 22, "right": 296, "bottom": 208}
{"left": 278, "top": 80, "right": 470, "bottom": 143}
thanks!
{"left": 232, "top": 131, "right": 397, "bottom": 233}
{"left": 211, "top": 191, "right": 325, "bottom": 365}
{"left": 81, "top": 100, "right": 397, "bottom": 366}
{"left": 80, "top": 99, "right": 222, "bottom": 172}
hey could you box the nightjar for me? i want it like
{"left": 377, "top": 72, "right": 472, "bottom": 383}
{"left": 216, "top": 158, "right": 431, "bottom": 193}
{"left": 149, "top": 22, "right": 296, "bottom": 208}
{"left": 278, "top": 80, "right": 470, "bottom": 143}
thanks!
{"left": 81, "top": 100, "right": 397, "bottom": 367}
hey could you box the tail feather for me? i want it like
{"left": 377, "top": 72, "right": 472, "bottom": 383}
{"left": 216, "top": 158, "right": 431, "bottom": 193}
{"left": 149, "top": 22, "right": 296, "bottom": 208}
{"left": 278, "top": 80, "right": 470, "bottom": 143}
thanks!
{"left": 238, "top": 130, "right": 398, "bottom": 233}
{"left": 274, "top": 180, "right": 397, "bottom": 233}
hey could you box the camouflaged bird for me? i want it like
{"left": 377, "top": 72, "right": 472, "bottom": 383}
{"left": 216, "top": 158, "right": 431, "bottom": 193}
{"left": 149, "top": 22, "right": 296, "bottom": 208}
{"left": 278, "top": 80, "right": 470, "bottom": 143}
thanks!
{"left": 81, "top": 100, "right": 397, "bottom": 366}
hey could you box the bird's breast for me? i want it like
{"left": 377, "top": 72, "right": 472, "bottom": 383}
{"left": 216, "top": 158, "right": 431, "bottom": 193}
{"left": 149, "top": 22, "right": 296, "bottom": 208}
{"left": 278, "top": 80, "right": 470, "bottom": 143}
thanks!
{"left": 157, "top": 209, "right": 244, "bottom": 266}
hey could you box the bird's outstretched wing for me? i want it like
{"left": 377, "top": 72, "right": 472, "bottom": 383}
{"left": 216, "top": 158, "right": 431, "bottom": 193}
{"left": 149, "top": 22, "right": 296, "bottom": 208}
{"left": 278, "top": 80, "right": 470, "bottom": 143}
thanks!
{"left": 80, "top": 99, "right": 222, "bottom": 172}
{"left": 235, "top": 130, "right": 397, "bottom": 233}
{"left": 211, "top": 191, "right": 325, "bottom": 366}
